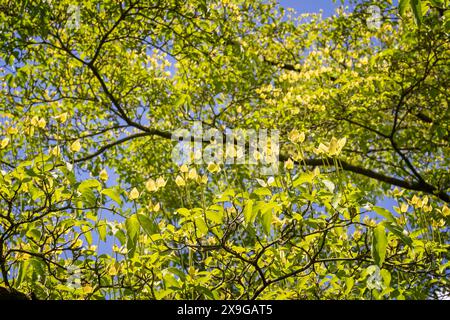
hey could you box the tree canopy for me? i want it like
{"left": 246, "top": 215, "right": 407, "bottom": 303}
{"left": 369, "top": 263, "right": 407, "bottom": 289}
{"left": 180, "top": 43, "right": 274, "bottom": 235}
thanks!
{"left": 0, "top": 0, "right": 449, "bottom": 300}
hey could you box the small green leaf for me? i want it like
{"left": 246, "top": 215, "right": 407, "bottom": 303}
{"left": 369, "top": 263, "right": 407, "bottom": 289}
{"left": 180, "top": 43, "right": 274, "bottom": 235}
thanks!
{"left": 243, "top": 199, "right": 254, "bottom": 225}
{"left": 380, "top": 269, "right": 391, "bottom": 287}
{"left": 176, "top": 208, "right": 190, "bottom": 216}
{"left": 261, "top": 209, "right": 272, "bottom": 236}
{"left": 78, "top": 179, "right": 102, "bottom": 192}
{"left": 98, "top": 223, "right": 107, "bottom": 242}
{"left": 383, "top": 222, "right": 413, "bottom": 247}
{"left": 78, "top": 179, "right": 101, "bottom": 207}
{"left": 411, "top": 0, "right": 423, "bottom": 25}
{"left": 373, "top": 206, "right": 396, "bottom": 223}
{"left": 372, "top": 224, "right": 387, "bottom": 267}
{"left": 345, "top": 277, "right": 354, "bottom": 295}
{"left": 101, "top": 188, "right": 122, "bottom": 205}
{"left": 137, "top": 214, "right": 157, "bottom": 236}
{"left": 205, "top": 207, "right": 223, "bottom": 224}
{"left": 17, "top": 260, "right": 29, "bottom": 286}
{"left": 115, "top": 229, "right": 126, "bottom": 246}
{"left": 254, "top": 187, "right": 272, "bottom": 197}
{"left": 293, "top": 172, "right": 315, "bottom": 187}
{"left": 81, "top": 225, "right": 92, "bottom": 245}
{"left": 399, "top": 0, "right": 410, "bottom": 16}
{"left": 26, "top": 228, "right": 41, "bottom": 241}
{"left": 195, "top": 285, "right": 214, "bottom": 299}
{"left": 322, "top": 179, "right": 335, "bottom": 193}
{"left": 167, "top": 267, "right": 186, "bottom": 281}
{"left": 125, "top": 214, "right": 140, "bottom": 257}
{"left": 194, "top": 216, "right": 208, "bottom": 236}
{"left": 80, "top": 188, "right": 97, "bottom": 207}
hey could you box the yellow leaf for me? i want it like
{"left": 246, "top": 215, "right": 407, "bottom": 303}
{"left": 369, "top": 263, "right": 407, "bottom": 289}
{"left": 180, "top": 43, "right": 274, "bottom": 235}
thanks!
{"left": 338, "top": 137, "right": 347, "bottom": 150}
{"left": 284, "top": 158, "right": 294, "bottom": 170}
{"left": 129, "top": 187, "right": 140, "bottom": 200}
{"left": 207, "top": 162, "right": 221, "bottom": 173}
{"left": 328, "top": 137, "right": 339, "bottom": 156}
{"left": 442, "top": 205, "right": 450, "bottom": 217}
{"left": 153, "top": 202, "right": 161, "bottom": 212}
{"left": 313, "top": 167, "right": 320, "bottom": 176}
{"left": 82, "top": 285, "right": 93, "bottom": 294}
{"left": 180, "top": 164, "right": 189, "bottom": 173}
{"left": 21, "top": 183, "right": 29, "bottom": 192}
{"left": 316, "top": 143, "right": 328, "bottom": 154}
{"left": 51, "top": 145, "right": 61, "bottom": 157}
{"left": 108, "top": 264, "right": 117, "bottom": 276}
{"left": 156, "top": 176, "right": 166, "bottom": 188}
{"left": 188, "top": 168, "right": 198, "bottom": 180}
{"left": 145, "top": 178, "right": 157, "bottom": 192}
{"left": 175, "top": 175, "right": 186, "bottom": 187}
{"left": 400, "top": 203, "right": 409, "bottom": 213}
{"left": 199, "top": 175, "right": 208, "bottom": 184}
{"left": 1, "top": 137, "right": 10, "bottom": 149}
{"left": 70, "top": 140, "right": 81, "bottom": 152}
{"left": 299, "top": 132, "right": 305, "bottom": 143}
{"left": 30, "top": 116, "right": 39, "bottom": 126}
{"left": 7, "top": 127, "right": 18, "bottom": 135}
{"left": 38, "top": 118, "right": 46, "bottom": 129}
{"left": 99, "top": 169, "right": 109, "bottom": 182}
{"left": 410, "top": 195, "right": 419, "bottom": 205}
{"left": 392, "top": 188, "right": 404, "bottom": 197}
{"left": 288, "top": 129, "right": 298, "bottom": 142}
{"left": 54, "top": 112, "right": 68, "bottom": 123}
{"left": 288, "top": 129, "right": 305, "bottom": 143}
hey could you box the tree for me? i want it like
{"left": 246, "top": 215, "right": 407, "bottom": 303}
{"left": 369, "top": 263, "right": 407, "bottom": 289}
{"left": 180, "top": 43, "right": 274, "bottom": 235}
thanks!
{"left": 0, "top": 0, "right": 448, "bottom": 300}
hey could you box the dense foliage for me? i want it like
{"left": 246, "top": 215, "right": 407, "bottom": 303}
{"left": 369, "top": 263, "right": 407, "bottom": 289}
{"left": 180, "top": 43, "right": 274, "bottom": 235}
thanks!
{"left": 0, "top": 0, "right": 449, "bottom": 299}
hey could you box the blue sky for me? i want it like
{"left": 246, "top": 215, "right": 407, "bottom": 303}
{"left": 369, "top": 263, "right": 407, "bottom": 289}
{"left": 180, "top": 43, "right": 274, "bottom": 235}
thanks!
{"left": 279, "top": 0, "right": 341, "bottom": 15}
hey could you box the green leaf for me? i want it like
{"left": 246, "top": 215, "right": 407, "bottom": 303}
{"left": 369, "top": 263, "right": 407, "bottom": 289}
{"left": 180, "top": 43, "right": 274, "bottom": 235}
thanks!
{"left": 373, "top": 206, "right": 396, "bottom": 223}
{"left": 261, "top": 208, "right": 272, "bottom": 236}
{"left": 98, "top": 223, "right": 107, "bottom": 242}
{"left": 243, "top": 199, "right": 254, "bottom": 225}
{"left": 101, "top": 188, "right": 122, "bottom": 205}
{"left": 383, "top": 222, "right": 413, "bottom": 248}
{"left": 254, "top": 187, "right": 272, "bottom": 197}
{"left": 205, "top": 207, "right": 223, "bottom": 224}
{"left": 194, "top": 216, "right": 208, "bottom": 236}
{"left": 195, "top": 285, "right": 214, "bottom": 299}
{"left": 176, "top": 208, "right": 190, "bottom": 216}
{"left": 81, "top": 225, "right": 93, "bottom": 245}
{"left": 78, "top": 179, "right": 101, "bottom": 207}
{"left": 125, "top": 214, "right": 140, "bottom": 258}
{"left": 322, "top": 179, "right": 335, "bottom": 193}
{"left": 137, "top": 214, "right": 157, "bottom": 236}
{"left": 78, "top": 179, "right": 102, "bottom": 192}
{"left": 163, "top": 271, "right": 180, "bottom": 289}
{"left": 380, "top": 269, "right": 391, "bottom": 287}
{"left": 167, "top": 267, "right": 186, "bottom": 281}
{"left": 372, "top": 224, "right": 387, "bottom": 267}
{"left": 345, "top": 277, "right": 354, "bottom": 295}
{"left": 399, "top": 0, "right": 410, "bottom": 16}
{"left": 80, "top": 188, "right": 97, "bottom": 207}
{"left": 26, "top": 228, "right": 41, "bottom": 241}
{"left": 293, "top": 172, "right": 315, "bottom": 187}
{"left": 17, "top": 260, "right": 29, "bottom": 286}
{"left": 115, "top": 229, "right": 126, "bottom": 246}
{"left": 411, "top": 0, "right": 423, "bottom": 25}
